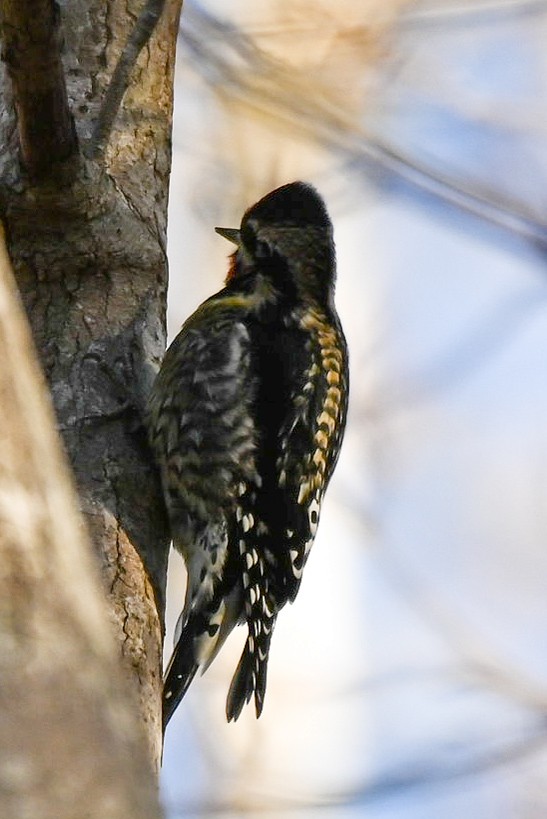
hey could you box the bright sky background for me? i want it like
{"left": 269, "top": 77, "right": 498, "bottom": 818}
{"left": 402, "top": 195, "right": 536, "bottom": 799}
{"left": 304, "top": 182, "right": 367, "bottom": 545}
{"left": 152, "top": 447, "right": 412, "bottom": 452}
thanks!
{"left": 162, "top": 2, "right": 547, "bottom": 816}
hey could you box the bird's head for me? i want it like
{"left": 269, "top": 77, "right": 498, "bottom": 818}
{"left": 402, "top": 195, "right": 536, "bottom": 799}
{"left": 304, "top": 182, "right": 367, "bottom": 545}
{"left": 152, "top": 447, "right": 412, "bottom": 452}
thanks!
{"left": 216, "top": 182, "right": 336, "bottom": 305}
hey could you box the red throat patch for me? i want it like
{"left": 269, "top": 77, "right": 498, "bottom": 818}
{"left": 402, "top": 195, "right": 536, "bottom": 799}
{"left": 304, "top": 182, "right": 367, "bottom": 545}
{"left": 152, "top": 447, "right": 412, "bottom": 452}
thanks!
{"left": 225, "top": 251, "right": 238, "bottom": 283}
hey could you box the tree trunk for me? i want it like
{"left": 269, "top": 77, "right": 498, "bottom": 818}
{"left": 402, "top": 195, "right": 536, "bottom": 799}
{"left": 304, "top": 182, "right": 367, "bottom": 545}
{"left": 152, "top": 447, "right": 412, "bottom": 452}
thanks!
{"left": 0, "top": 0, "right": 182, "bottom": 810}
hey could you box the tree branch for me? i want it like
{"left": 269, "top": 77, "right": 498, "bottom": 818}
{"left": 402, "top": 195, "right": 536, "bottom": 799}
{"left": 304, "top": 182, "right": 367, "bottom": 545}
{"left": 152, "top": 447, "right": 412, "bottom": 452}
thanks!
{"left": 91, "top": 0, "right": 168, "bottom": 157}
{"left": 0, "top": 0, "right": 77, "bottom": 178}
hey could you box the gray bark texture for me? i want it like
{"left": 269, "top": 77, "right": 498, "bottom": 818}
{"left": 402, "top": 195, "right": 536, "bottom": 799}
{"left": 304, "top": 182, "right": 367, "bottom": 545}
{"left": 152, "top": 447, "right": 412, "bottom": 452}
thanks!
{"left": 0, "top": 0, "right": 182, "bottom": 814}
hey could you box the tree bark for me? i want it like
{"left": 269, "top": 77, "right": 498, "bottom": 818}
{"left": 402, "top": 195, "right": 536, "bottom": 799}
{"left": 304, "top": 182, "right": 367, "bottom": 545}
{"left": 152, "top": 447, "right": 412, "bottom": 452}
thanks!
{"left": 1, "top": 0, "right": 77, "bottom": 176}
{"left": 0, "top": 223, "right": 162, "bottom": 819}
{"left": 0, "top": 0, "right": 182, "bottom": 797}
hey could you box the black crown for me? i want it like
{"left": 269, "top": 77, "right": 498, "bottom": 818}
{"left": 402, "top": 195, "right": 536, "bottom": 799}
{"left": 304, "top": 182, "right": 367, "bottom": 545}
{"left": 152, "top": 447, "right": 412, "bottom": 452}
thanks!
{"left": 245, "top": 182, "right": 331, "bottom": 229}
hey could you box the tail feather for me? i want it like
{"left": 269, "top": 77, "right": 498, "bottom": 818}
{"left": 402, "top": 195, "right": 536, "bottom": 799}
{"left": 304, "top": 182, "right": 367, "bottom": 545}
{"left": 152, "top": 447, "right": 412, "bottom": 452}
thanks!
{"left": 252, "top": 637, "right": 269, "bottom": 718}
{"left": 164, "top": 588, "right": 242, "bottom": 732}
{"left": 163, "top": 629, "right": 199, "bottom": 732}
{"left": 226, "top": 642, "right": 254, "bottom": 722}
{"left": 225, "top": 611, "right": 276, "bottom": 722}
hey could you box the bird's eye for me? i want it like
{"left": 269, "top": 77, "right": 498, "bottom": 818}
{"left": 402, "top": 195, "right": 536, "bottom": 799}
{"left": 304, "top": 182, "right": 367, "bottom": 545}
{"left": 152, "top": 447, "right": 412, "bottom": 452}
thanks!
{"left": 255, "top": 239, "right": 271, "bottom": 259}
{"left": 241, "top": 221, "right": 272, "bottom": 261}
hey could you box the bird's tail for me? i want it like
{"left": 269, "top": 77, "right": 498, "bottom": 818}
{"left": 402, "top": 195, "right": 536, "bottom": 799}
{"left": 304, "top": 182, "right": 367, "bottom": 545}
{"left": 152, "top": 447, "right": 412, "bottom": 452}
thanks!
{"left": 226, "top": 600, "right": 277, "bottom": 722}
{"left": 162, "top": 624, "right": 200, "bottom": 732}
{"left": 163, "top": 588, "right": 242, "bottom": 731}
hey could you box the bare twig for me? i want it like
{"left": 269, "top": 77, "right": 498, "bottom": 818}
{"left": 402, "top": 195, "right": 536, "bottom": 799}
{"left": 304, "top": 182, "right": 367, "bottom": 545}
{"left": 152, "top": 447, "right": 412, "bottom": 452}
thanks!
{"left": 0, "top": 0, "right": 77, "bottom": 178}
{"left": 181, "top": 4, "right": 547, "bottom": 247}
{"left": 90, "top": 0, "right": 168, "bottom": 157}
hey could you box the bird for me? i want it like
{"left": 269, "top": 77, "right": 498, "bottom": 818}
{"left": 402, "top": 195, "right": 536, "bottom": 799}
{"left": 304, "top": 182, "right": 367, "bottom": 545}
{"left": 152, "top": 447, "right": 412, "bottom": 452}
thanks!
{"left": 146, "top": 181, "right": 349, "bottom": 728}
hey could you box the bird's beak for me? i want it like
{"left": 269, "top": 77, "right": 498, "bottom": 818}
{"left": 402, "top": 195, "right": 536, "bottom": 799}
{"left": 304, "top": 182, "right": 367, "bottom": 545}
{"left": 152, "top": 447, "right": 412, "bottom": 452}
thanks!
{"left": 215, "top": 227, "right": 241, "bottom": 246}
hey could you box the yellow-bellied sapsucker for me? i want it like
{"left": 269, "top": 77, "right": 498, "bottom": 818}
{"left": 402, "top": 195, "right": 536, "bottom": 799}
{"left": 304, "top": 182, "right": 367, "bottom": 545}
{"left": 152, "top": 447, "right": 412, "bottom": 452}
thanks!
{"left": 147, "top": 181, "right": 349, "bottom": 727}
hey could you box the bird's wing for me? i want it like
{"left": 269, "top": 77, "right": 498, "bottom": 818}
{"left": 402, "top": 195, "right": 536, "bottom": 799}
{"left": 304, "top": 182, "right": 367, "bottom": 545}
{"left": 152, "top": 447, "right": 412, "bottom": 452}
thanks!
{"left": 270, "top": 315, "right": 349, "bottom": 602}
{"left": 147, "top": 303, "right": 260, "bottom": 544}
{"left": 148, "top": 303, "right": 263, "bottom": 730}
